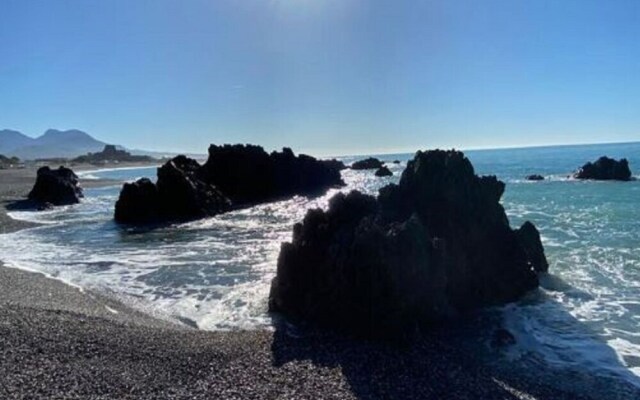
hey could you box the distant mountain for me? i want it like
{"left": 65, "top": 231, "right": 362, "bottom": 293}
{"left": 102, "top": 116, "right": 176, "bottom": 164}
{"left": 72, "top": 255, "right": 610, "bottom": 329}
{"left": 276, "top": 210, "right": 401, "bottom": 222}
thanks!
{"left": 0, "top": 129, "right": 34, "bottom": 154}
{"left": 0, "top": 129, "right": 108, "bottom": 159}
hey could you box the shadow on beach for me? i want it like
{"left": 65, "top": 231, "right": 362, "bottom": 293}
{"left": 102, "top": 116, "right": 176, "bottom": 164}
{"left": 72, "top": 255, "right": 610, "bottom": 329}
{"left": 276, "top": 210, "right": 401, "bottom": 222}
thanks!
{"left": 270, "top": 277, "right": 640, "bottom": 400}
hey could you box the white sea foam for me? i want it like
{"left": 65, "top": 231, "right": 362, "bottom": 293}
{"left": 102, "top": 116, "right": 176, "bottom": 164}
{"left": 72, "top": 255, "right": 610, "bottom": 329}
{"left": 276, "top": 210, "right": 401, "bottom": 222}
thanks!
{"left": 79, "top": 173, "right": 101, "bottom": 180}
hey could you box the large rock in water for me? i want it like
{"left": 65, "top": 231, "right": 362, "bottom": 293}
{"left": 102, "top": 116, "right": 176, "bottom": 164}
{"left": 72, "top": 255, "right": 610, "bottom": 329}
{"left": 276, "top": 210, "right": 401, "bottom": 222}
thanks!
{"left": 198, "top": 144, "right": 344, "bottom": 204}
{"left": 321, "top": 158, "right": 347, "bottom": 171}
{"left": 375, "top": 166, "right": 393, "bottom": 177}
{"left": 114, "top": 156, "right": 232, "bottom": 224}
{"left": 515, "top": 221, "right": 548, "bottom": 273}
{"left": 573, "top": 156, "right": 632, "bottom": 181}
{"left": 351, "top": 157, "right": 384, "bottom": 170}
{"left": 269, "top": 150, "right": 548, "bottom": 338}
{"left": 28, "top": 166, "right": 83, "bottom": 206}
{"left": 115, "top": 145, "right": 344, "bottom": 224}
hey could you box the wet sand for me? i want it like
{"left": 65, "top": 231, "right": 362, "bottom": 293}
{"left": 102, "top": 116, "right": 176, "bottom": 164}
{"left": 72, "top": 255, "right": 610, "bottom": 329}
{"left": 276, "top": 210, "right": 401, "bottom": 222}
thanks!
{"left": 0, "top": 166, "right": 637, "bottom": 399}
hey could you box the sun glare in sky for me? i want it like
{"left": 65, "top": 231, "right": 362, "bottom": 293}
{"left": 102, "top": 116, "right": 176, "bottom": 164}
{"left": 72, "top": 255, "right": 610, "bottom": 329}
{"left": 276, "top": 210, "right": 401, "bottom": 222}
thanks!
{"left": 1, "top": 1, "right": 639, "bottom": 156}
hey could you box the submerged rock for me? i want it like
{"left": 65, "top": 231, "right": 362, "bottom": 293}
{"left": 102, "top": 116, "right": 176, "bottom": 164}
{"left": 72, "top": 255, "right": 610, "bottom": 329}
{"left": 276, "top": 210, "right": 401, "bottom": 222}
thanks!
{"left": 115, "top": 145, "right": 344, "bottom": 225}
{"left": 375, "top": 166, "right": 393, "bottom": 177}
{"left": 115, "top": 156, "right": 232, "bottom": 224}
{"left": 526, "top": 174, "right": 544, "bottom": 181}
{"left": 351, "top": 157, "right": 384, "bottom": 170}
{"left": 28, "top": 166, "right": 83, "bottom": 206}
{"left": 573, "top": 157, "right": 632, "bottom": 181}
{"left": 269, "top": 149, "right": 547, "bottom": 338}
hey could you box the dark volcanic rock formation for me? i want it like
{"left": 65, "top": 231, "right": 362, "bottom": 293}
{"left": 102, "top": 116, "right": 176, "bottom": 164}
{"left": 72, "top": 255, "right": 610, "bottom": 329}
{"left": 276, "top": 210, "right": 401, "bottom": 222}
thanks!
{"left": 375, "top": 166, "right": 393, "bottom": 177}
{"left": 115, "top": 145, "right": 344, "bottom": 224}
{"left": 573, "top": 157, "right": 632, "bottom": 181}
{"left": 114, "top": 178, "right": 160, "bottom": 224}
{"left": 515, "top": 221, "right": 548, "bottom": 273}
{"left": 115, "top": 156, "right": 231, "bottom": 224}
{"left": 198, "top": 145, "right": 344, "bottom": 204}
{"left": 321, "top": 159, "right": 347, "bottom": 171}
{"left": 351, "top": 157, "right": 384, "bottom": 170}
{"left": 526, "top": 174, "right": 544, "bottom": 181}
{"left": 269, "top": 150, "right": 547, "bottom": 338}
{"left": 28, "top": 166, "right": 83, "bottom": 206}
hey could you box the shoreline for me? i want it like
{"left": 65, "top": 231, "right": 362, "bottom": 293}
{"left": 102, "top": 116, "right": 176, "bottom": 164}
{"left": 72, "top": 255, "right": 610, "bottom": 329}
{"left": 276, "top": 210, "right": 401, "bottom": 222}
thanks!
{"left": 0, "top": 165, "right": 637, "bottom": 398}
{"left": 0, "top": 161, "right": 157, "bottom": 234}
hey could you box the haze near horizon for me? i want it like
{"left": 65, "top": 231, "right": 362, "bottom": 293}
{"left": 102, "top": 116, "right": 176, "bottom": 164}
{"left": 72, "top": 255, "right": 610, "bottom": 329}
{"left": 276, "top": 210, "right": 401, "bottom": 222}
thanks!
{"left": 1, "top": 0, "right": 639, "bottom": 156}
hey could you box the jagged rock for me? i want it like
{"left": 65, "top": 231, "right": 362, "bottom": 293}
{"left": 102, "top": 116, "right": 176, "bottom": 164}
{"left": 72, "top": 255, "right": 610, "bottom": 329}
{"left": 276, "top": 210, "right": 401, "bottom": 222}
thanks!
{"left": 375, "top": 166, "right": 393, "bottom": 177}
{"left": 198, "top": 145, "right": 344, "bottom": 204}
{"left": 322, "top": 159, "right": 347, "bottom": 171}
{"left": 156, "top": 156, "right": 232, "bottom": 220}
{"left": 114, "top": 156, "right": 231, "bottom": 224}
{"left": 516, "top": 221, "right": 548, "bottom": 273}
{"left": 28, "top": 166, "right": 83, "bottom": 206}
{"left": 269, "top": 149, "right": 547, "bottom": 338}
{"left": 351, "top": 157, "right": 384, "bottom": 170}
{"left": 526, "top": 174, "right": 544, "bottom": 181}
{"left": 115, "top": 145, "right": 343, "bottom": 225}
{"left": 114, "top": 178, "right": 160, "bottom": 224}
{"left": 392, "top": 160, "right": 401, "bottom": 164}
{"left": 573, "top": 156, "right": 632, "bottom": 181}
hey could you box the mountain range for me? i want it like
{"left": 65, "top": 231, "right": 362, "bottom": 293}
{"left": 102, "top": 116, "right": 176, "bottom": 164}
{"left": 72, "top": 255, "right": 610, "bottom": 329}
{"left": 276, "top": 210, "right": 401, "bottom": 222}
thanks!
{"left": 0, "top": 129, "right": 182, "bottom": 160}
{"left": 0, "top": 129, "right": 110, "bottom": 159}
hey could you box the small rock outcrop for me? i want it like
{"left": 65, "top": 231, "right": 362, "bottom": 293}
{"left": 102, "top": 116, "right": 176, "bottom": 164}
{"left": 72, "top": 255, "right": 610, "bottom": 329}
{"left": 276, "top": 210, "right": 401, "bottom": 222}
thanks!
{"left": 351, "top": 157, "right": 384, "bottom": 170}
{"left": 375, "top": 166, "right": 393, "bottom": 177}
{"left": 115, "top": 156, "right": 231, "bottom": 224}
{"left": 573, "top": 157, "right": 632, "bottom": 181}
{"left": 269, "top": 150, "right": 547, "bottom": 338}
{"left": 115, "top": 145, "right": 344, "bottom": 225}
{"left": 515, "top": 221, "right": 548, "bottom": 273}
{"left": 392, "top": 160, "right": 401, "bottom": 164}
{"left": 526, "top": 174, "right": 544, "bottom": 181}
{"left": 28, "top": 166, "right": 83, "bottom": 206}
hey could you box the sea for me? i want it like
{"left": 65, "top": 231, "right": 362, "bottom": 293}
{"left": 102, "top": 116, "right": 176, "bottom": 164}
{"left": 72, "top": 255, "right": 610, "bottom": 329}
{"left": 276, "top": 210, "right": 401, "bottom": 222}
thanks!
{"left": 1, "top": 141, "right": 639, "bottom": 387}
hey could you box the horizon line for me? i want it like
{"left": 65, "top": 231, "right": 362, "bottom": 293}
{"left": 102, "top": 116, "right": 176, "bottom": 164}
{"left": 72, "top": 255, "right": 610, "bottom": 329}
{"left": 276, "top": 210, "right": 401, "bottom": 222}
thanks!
{"left": 328, "top": 139, "right": 640, "bottom": 159}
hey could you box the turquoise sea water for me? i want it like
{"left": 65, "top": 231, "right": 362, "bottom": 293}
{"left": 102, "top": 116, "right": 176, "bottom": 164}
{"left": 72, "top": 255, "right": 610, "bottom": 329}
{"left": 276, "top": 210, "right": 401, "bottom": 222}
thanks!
{"left": 1, "top": 142, "right": 639, "bottom": 386}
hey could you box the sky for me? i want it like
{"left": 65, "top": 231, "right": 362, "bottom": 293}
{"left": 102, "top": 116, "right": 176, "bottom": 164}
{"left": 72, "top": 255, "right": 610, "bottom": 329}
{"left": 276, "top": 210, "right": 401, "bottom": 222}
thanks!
{"left": 1, "top": 0, "right": 639, "bottom": 157}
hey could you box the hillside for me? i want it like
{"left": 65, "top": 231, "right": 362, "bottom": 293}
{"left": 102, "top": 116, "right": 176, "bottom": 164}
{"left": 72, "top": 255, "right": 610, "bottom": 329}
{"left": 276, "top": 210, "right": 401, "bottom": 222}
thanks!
{"left": 0, "top": 129, "right": 108, "bottom": 160}
{"left": 0, "top": 130, "right": 33, "bottom": 154}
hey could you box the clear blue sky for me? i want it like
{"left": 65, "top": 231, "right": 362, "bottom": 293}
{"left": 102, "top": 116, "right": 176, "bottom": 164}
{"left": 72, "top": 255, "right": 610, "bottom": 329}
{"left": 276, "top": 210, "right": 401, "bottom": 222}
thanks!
{"left": 1, "top": 0, "right": 639, "bottom": 156}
